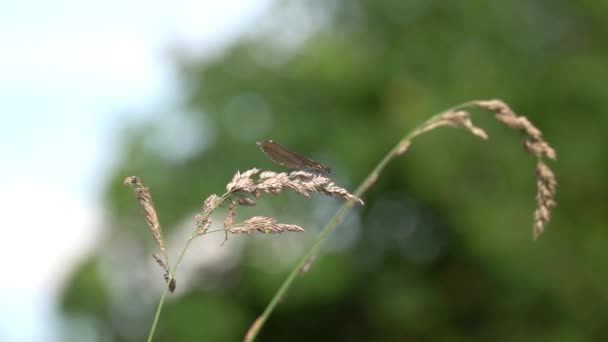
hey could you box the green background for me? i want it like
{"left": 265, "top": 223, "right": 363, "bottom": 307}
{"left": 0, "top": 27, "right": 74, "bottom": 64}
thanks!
{"left": 61, "top": 1, "right": 608, "bottom": 341}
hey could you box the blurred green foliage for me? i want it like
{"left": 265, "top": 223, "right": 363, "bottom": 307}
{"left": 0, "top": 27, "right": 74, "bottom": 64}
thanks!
{"left": 61, "top": 0, "right": 608, "bottom": 341}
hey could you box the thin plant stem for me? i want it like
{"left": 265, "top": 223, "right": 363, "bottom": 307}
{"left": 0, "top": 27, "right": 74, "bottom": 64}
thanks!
{"left": 244, "top": 102, "right": 476, "bottom": 341}
{"left": 147, "top": 235, "right": 194, "bottom": 342}
{"left": 147, "top": 193, "right": 231, "bottom": 341}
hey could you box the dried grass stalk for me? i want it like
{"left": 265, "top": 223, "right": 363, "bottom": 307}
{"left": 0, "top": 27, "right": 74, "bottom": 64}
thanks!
{"left": 443, "top": 110, "right": 489, "bottom": 139}
{"left": 475, "top": 99, "right": 556, "bottom": 160}
{"left": 473, "top": 99, "right": 557, "bottom": 238}
{"left": 237, "top": 196, "right": 256, "bottom": 207}
{"left": 226, "top": 168, "right": 260, "bottom": 193}
{"left": 124, "top": 176, "right": 167, "bottom": 260}
{"left": 413, "top": 110, "right": 489, "bottom": 140}
{"left": 152, "top": 253, "right": 168, "bottom": 272}
{"left": 203, "top": 194, "right": 220, "bottom": 212}
{"left": 224, "top": 200, "right": 236, "bottom": 229}
{"left": 195, "top": 214, "right": 211, "bottom": 236}
{"left": 534, "top": 161, "right": 557, "bottom": 239}
{"left": 229, "top": 216, "right": 305, "bottom": 234}
{"left": 153, "top": 253, "right": 176, "bottom": 293}
{"left": 244, "top": 99, "right": 559, "bottom": 341}
{"left": 226, "top": 169, "right": 364, "bottom": 205}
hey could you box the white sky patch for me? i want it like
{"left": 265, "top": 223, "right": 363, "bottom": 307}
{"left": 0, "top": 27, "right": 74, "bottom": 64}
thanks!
{"left": 0, "top": 178, "right": 99, "bottom": 342}
{"left": 0, "top": 0, "right": 271, "bottom": 340}
{"left": 0, "top": 178, "right": 100, "bottom": 290}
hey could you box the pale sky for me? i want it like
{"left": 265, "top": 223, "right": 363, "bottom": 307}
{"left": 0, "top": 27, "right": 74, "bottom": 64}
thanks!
{"left": 0, "top": 1, "right": 270, "bottom": 340}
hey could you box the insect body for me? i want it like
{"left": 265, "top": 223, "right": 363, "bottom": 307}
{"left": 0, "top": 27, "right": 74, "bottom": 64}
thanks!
{"left": 256, "top": 140, "right": 332, "bottom": 175}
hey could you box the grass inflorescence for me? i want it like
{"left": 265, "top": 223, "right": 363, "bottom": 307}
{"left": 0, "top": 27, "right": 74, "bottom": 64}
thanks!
{"left": 124, "top": 99, "right": 556, "bottom": 342}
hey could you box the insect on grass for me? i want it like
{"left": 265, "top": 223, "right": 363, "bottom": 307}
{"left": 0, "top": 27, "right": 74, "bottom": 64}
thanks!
{"left": 256, "top": 140, "right": 332, "bottom": 175}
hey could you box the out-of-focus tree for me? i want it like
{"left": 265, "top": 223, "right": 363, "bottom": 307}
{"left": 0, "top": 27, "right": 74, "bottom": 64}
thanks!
{"left": 60, "top": 1, "right": 608, "bottom": 341}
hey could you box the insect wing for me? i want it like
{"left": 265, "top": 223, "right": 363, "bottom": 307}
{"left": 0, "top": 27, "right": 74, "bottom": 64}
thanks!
{"left": 257, "top": 140, "right": 309, "bottom": 168}
{"left": 257, "top": 140, "right": 331, "bottom": 174}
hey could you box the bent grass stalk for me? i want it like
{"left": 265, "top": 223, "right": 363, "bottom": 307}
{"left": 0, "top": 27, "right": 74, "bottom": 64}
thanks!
{"left": 244, "top": 99, "right": 557, "bottom": 341}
